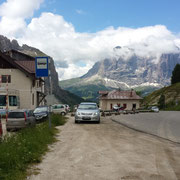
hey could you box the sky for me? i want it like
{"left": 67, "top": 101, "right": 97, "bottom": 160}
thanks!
{"left": 0, "top": 0, "right": 180, "bottom": 80}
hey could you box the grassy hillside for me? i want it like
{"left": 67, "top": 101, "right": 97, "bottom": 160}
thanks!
{"left": 143, "top": 83, "right": 180, "bottom": 110}
{"left": 65, "top": 84, "right": 113, "bottom": 102}
{"left": 59, "top": 78, "right": 114, "bottom": 102}
{"left": 134, "top": 86, "right": 160, "bottom": 97}
{"left": 59, "top": 77, "right": 160, "bottom": 102}
{"left": 59, "top": 77, "right": 82, "bottom": 88}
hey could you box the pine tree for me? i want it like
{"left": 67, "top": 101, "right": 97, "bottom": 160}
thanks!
{"left": 171, "top": 64, "right": 180, "bottom": 84}
{"left": 158, "top": 94, "right": 165, "bottom": 109}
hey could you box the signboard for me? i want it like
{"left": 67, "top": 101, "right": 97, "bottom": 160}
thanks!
{"left": 35, "top": 57, "right": 49, "bottom": 77}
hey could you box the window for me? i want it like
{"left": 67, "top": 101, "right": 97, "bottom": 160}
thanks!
{"left": 123, "top": 104, "right": 127, "bottom": 108}
{"left": 132, "top": 104, "right": 136, "bottom": 109}
{"left": 32, "top": 93, "right": 34, "bottom": 105}
{"left": 110, "top": 104, "right": 113, "bottom": 109}
{"left": 9, "top": 96, "right": 17, "bottom": 106}
{"left": 8, "top": 112, "right": 24, "bottom": 118}
{"left": 1, "top": 75, "right": 11, "bottom": 83}
{"left": 0, "top": 95, "right": 6, "bottom": 106}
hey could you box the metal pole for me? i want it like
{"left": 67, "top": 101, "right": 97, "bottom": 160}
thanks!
{"left": 48, "top": 58, "right": 51, "bottom": 128}
{"left": 6, "top": 75, "right": 8, "bottom": 122}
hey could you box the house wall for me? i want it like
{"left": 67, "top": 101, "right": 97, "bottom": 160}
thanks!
{"left": 0, "top": 68, "right": 38, "bottom": 109}
{"left": 99, "top": 99, "right": 140, "bottom": 111}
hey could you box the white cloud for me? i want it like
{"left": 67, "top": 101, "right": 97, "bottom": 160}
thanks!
{"left": 76, "top": 9, "right": 85, "bottom": 15}
{"left": 56, "top": 63, "right": 91, "bottom": 80}
{"left": 0, "top": 0, "right": 43, "bottom": 18}
{"left": 0, "top": 0, "right": 44, "bottom": 37}
{"left": 0, "top": 0, "right": 180, "bottom": 80}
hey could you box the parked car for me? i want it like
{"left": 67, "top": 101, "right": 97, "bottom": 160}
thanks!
{"left": 6, "top": 109, "right": 36, "bottom": 131}
{"left": 0, "top": 118, "right": 2, "bottom": 136}
{"left": 52, "top": 104, "right": 66, "bottom": 115}
{"left": 64, "top": 104, "right": 70, "bottom": 112}
{"left": 0, "top": 109, "right": 8, "bottom": 117}
{"left": 33, "top": 106, "right": 49, "bottom": 121}
{"left": 151, "top": 106, "right": 159, "bottom": 112}
{"left": 75, "top": 102, "right": 100, "bottom": 123}
{"left": 113, "top": 105, "right": 125, "bottom": 112}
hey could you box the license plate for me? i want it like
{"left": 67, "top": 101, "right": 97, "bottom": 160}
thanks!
{"left": 83, "top": 117, "right": 91, "bottom": 120}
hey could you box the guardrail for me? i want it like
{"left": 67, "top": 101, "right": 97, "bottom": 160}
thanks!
{"left": 70, "top": 109, "right": 153, "bottom": 118}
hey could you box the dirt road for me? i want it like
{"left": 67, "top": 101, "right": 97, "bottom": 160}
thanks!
{"left": 29, "top": 116, "right": 180, "bottom": 180}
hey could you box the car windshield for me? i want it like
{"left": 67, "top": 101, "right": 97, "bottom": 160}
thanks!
{"left": 78, "top": 104, "right": 97, "bottom": 110}
{"left": 8, "top": 112, "right": 24, "bottom": 118}
{"left": 34, "top": 107, "right": 48, "bottom": 113}
{"left": 152, "top": 106, "right": 158, "bottom": 109}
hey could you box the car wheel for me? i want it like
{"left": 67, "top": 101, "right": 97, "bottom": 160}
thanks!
{"left": 75, "top": 120, "right": 78, "bottom": 123}
{"left": 97, "top": 119, "right": 100, "bottom": 124}
{"left": 61, "top": 112, "right": 66, "bottom": 116}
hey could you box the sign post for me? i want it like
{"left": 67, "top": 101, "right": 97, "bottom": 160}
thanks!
{"left": 35, "top": 57, "right": 51, "bottom": 128}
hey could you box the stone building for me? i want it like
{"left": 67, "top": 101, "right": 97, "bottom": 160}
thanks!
{"left": 99, "top": 89, "right": 142, "bottom": 111}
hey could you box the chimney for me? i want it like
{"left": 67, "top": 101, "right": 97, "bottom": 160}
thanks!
{"left": 130, "top": 89, "right": 133, "bottom": 97}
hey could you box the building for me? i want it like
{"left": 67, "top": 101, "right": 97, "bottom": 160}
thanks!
{"left": 0, "top": 50, "right": 45, "bottom": 110}
{"left": 99, "top": 89, "right": 142, "bottom": 111}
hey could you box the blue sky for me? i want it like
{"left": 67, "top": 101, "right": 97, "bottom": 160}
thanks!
{"left": 38, "top": 0, "right": 180, "bottom": 33}
{"left": 0, "top": 0, "right": 180, "bottom": 80}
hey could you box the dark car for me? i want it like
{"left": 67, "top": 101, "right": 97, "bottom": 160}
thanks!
{"left": 7, "top": 109, "right": 36, "bottom": 131}
{"left": 33, "top": 106, "right": 49, "bottom": 121}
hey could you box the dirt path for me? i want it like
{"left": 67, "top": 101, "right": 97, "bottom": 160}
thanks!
{"left": 29, "top": 116, "right": 180, "bottom": 180}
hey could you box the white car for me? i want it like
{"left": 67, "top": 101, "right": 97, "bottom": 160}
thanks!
{"left": 52, "top": 104, "right": 66, "bottom": 115}
{"left": 151, "top": 106, "right": 159, "bottom": 112}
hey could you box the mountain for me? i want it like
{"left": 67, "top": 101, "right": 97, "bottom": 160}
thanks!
{"left": 0, "top": 35, "right": 83, "bottom": 106}
{"left": 142, "top": 82, "right": 180, "bottom": 110}
{"left": 60, "top": 47, "right": 180, "bottom": 101}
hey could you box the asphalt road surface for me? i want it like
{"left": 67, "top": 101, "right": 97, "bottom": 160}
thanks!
{"left": 29, "top": 115, "right": 180, "bottom": 180}
{"left": 112, "top": 111, "right": 180, "bottom": 143}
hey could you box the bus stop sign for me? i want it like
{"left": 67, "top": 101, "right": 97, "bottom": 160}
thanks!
{"left": 35, "top": 57, "right": 49, "bottom": 77}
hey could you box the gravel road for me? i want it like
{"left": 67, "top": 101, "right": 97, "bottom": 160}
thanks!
{"left": 29, "top": 115, "right": 180, "bottom": 180}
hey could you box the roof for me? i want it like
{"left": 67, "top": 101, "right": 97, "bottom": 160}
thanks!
{"left": 99, "top": 90, "right": 142, "bottom": 100}
{"left": 98, "top": 91, "right": 109, "bottom": 95}
{"left": 15, "top": 60, "right": 35, "bottom": 74}
{"left": 0, "top": 51, "right": 35, "bottom": 78}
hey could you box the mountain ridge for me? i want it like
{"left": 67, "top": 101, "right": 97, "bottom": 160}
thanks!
{"left": 60, "top": 48, "right": 180, "bottom": 101}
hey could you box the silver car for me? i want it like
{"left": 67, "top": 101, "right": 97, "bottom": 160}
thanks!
{"left": 75, "top": 102, "right": 100, "bottom": 123}
{"left": 7, "top": 109, "right": 36, "bottom": 130}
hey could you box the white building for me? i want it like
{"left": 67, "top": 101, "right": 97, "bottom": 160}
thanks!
{"left": 99, "top": 90, "right": 142, "bottom": 111}
{"left": 0, "top": 50, "right": 45, "bottom": 110}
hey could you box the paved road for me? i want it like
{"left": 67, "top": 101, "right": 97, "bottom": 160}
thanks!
{"left": 29, "top": 115, "right": 180, "bottom": 180}
{"left": 112, "top": 111, "right": 180, "bottom": 143}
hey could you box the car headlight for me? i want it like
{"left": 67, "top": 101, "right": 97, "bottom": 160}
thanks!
{"left": 76, "top": 112, "right": 81, "bottom": 116}
{"left": 93, "top": 112, "right": 99, "bottom": 116}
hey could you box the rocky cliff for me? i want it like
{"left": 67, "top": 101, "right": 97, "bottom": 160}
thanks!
{"left": 0, "top": 35, "right": 83, "bottom": 105}
{"left": 82, "top": 51, "right": 180, "bottom": 88}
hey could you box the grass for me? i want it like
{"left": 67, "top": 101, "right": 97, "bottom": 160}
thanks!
{"left": 143, "top": 83, "right": 180, "bottom": 110}
{"left": 0, "top": 113, "right": 67, "bottom": 180}
{"left": 163, "top": 101, "right": 180, "bottom": 111}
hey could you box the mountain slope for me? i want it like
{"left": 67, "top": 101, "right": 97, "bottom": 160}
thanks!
{"left": 143, "top": 83, "right": 180, "bottom": 110}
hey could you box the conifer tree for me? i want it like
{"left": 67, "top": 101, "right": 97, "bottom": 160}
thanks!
{"left": 158, "top": 94, "right": 165, "bottom": 109}
{"left": 171, "top": 64, "right": 180, "bottom": 84}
